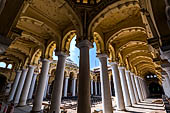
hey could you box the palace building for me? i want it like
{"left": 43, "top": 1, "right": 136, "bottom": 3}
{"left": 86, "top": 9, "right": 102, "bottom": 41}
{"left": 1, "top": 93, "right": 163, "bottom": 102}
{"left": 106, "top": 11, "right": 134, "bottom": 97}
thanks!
{"left": 0, "top": 0, "right": 170, "bottom": 113}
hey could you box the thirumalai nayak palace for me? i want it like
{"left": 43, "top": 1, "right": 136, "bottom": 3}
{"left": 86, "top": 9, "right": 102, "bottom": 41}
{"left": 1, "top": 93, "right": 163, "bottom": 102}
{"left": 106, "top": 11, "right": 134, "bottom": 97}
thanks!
{"left": 0, "top": 0, "right": 170, "bottom": 113}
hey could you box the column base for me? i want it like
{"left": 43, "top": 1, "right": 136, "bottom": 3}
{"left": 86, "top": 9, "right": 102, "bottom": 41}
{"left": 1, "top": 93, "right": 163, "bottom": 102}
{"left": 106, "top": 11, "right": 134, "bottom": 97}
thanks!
{"left": 17, "top": 104, "right": 27, "bottom": 107}
{"left": 116, "top": 109, "right": 126, "bottom": 111}
{"left": 125, "top": 104, "right": 132, "bottom": 107}
{"left": 18, "top": 101, "right": 27, "bottom": 107}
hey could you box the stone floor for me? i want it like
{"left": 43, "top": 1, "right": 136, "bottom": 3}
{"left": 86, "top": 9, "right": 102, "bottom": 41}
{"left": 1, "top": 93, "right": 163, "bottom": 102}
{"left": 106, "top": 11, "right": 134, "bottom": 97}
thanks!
{"left": 0, "top": 98, "right": 166, "bottom": 113}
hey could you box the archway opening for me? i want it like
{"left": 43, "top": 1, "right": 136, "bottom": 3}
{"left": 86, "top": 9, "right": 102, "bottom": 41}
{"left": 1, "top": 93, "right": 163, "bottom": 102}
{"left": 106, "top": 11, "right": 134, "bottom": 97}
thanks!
{"left": 145, "top": 73, "right": 164, "bottom": 98}
{"left": 148, "top": 82, "right": 163, "bottom": 98}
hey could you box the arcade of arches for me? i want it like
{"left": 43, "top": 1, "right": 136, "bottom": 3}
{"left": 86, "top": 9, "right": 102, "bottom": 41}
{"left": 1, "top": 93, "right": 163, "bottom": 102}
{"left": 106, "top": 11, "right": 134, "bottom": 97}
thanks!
{"left": 0, "top": 0, "right": 170, "bottom": 113}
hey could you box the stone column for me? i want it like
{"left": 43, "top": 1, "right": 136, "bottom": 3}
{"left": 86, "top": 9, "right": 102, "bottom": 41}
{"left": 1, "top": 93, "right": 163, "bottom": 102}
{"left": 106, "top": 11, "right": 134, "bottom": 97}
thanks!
{"left": 8, "top": 70, "right": 22, "bottom": 102}
{"left": 32, "top": 59, "right": 51, "bottom": 112}
{"left": 134, "top": 76, "right": 143, "bottom": 102}
{"left": 14, "top": 68, "right": 28, "bottom": 104}
{"left": 43, "top": 74, "right": 49, "bottom": 99}
{"left": 163, "top": 80, "right": 170, "bottom": 97}
{"left": 162, "top": 76, "right": 170, "bottom": 97}
{"left": 118, "top": 67, "right": 131, "bottom": 107}
{"left": 63, "top": 77, "right": 69, "bottom": 97}
{"left": 19, "top": 65, "right": 36, "bottom": 106}
{"left": 77, "top": 40, "right": 92, "bottom": 113}
{"left": 138, "top": 78, "right": 145, "bottom": 100}
{"left": 98, "top": 54, "right": 113, "bottom": 113}
{"left": 91, "top": 80, "right": 94, "bottom": 95}
{"left": 110, "top": 80, "right": 112, "bottom": 96}
{"left": 110, "top": 62, "right": 125, "bottom": 111}
{"left": 98, "top": 81, "right": 101, "bottom": 96}
{"left": 164, "top": 75, "right": 170, "bottom": 88}
{"left": 49, "top": 52, "right": 67, "bottom": 113}
{"left": 139, "top": 79, "right": 146, "bottom": 99}
{"left": 72, "top": 78, "right": 77, "bottom": 96}
{"left": 130, "top": 73, "right": 140, "bottom": 103}
{"left": 125, "top": 70, "right": 136, "bottom": 105}
{"left": 28, "top": 73, "right": 37, "bottom": 100}
{"left": 144, "top": 81, "right": 149, "bottom": 97}
{"left": 95, "top": 80, "right": 98, "bottom": 96}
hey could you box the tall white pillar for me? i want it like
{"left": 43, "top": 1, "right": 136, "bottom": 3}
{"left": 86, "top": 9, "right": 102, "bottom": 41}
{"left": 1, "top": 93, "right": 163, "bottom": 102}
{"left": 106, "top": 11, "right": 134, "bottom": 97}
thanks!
{"left": 77, "top": 40, "right": 92, "bottom": 113}
{"left": 91, "top": 80, "right": 94, "bottom": 95}
{"left": 135, "top": 76, "right": 143, "bottom": 102}
{"left": 63, "top": 77, "right": 69, "bottom": 97}
{"left": 8, "top": 70, "right": 22, "bottom": 102}
{"left": 125, "top": 70, "right": 136, "bottom": 105}
{"left": 118, "top": 67, "right": 131, "bottom": 107}
{"left": 162, "top": 76, "right": 170, "bottom": 97}
{"left": 138, "top": 78, "right": 145, "bottom": 100}
{"left": 28, "top": 73, "right": 37, "bottom": 100}
{"left": 144, "top": 81, "right": 149, "bottom": 97}
{"left": 98, "top": 54, "right": 113, "bottom": 113}
{"left": 130, "top": 73, "right": 140, "bottom": 103}
{"left": 49, "top": 52, "right": 67, "bottom": 113}
{"left": 139, "top": 79, "right": 146, "bottom": 99}
{"left": 95, "top": 81, "right": 98, "bottom": 96}
{"left": 110, "top": 62, "right": 125, "bottom": 111}
{"left": 72, "top": 78, "right": 77, "bottom": 96}
{"left": 98, "top": 81, "right": 101, "bottom": 96}
{"left": 19, "top": 65, "right": 36, "bottom": 106}
{"left": 110, "top": 80, "right": 112, "bottom": 96}
{"left": 43, "top": 74, "right": 49, "bottom": 99}
{"left": 14, "top": 68, "right": 28, "bottom": 104}
{"left": 32, "top": 59, "right": 51, "bottom": 112}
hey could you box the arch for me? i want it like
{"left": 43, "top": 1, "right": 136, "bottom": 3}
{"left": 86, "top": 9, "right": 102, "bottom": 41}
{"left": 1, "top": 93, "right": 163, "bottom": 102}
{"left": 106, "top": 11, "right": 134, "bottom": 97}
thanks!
{"left": 7, "top": 64, "right": 12, "bottom": 69}
{"left": 130, "top": 56, "right": 152, "bottom": 64}
{"left": 18, "top": 16, "right": 61, "bottom": 39}
{"left": 69, "top": 71, "right": 76, "bottom": 78}
{"left": 132, "top": 60, "right": 153, "bottom": 67}
{"left": 21, "top": 32, "right": 45, "bottom": 48}
{"left": 106, "top": 27, "right": 146, "bottom": 49}
{"left": 120, "top": 44, "right": 149, "bottom": 59}
{"left": 6, "top": 49, "right": 26, "bottom": 62}
{"left": 61, "top": 30, "right": 76, "bottom": 54}
{"left": 64, "top": 71, "right": 69, "bottom": 77}
{"left": 118, "top": 41, "right": 147, "bottom": 53}
{"left": 89, "top": 0, "right": 140, "bottom": 38}
{"left": 125, "top": 50, "right": 149, "bottom": 58}
{"left": 45, "top": 41, "right": 56, "bottom": 60}
{"left": 0, "top": 62, "right": 6, "bottom": 68}
{"left": 108, "top": 44, "right": 116, "bottom": 62}
{"left": 117, "top": 52, "right": 124, "bottom": 66}
{"left": 93, "top": 32, "right": 105, "bottom": 54}
{"left": 30, "top": 49, "right": 42, "bottom": 65}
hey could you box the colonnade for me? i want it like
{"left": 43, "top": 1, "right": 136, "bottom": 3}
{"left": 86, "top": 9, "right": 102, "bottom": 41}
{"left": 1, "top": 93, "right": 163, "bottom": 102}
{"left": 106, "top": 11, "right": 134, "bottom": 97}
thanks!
{"left": 62, "top": 76, "right": 101, "bottom": 97}
{"left": 8, "top": 40, "right": 149, "bottom": 113}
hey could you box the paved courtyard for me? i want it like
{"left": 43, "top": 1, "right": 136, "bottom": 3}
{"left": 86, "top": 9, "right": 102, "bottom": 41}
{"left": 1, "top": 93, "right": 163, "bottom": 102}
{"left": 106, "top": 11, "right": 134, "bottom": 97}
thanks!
{"left": 0, "top": 98, "right": 165, "bottom": 113}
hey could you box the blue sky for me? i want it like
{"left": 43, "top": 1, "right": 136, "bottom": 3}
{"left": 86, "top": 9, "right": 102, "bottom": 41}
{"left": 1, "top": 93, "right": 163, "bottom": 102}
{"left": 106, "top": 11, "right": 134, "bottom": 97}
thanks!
{"left": 53, "top": 36, "right": 100, "bottom": 69}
